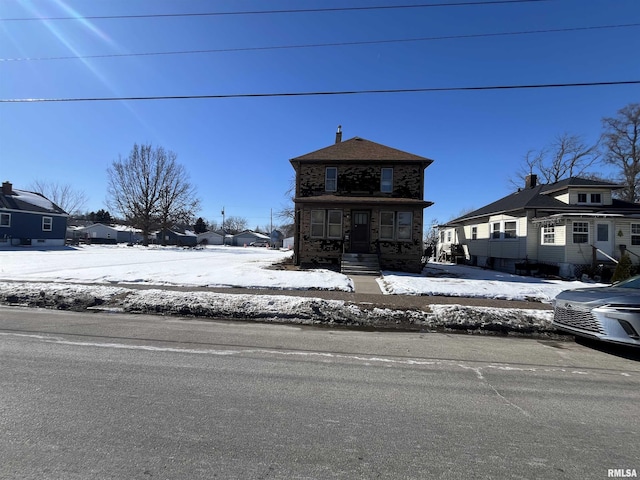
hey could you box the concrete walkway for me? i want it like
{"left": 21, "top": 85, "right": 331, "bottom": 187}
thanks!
{"left": 349, "top": 275, "right": 383, "bottom": 294}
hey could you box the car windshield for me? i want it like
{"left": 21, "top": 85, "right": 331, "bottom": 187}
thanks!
{"left": 613, "top": 275, "right": 640, "bottom": 289}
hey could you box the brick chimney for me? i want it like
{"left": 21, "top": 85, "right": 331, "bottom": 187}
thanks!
{"left": 525, "top": 174, "right": 537, "bottom": 189}
{"left": 2, "top": 181, "right": 12, "bottom": 195}
{"left": 335, "top": 125, "right": 342, "bottom": 144}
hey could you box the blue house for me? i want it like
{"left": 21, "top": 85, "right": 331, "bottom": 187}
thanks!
{"left": 0, "top": 181, "right": 68, "bottom": 247}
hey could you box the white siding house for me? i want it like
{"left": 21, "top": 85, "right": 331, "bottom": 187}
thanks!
{"left": 438, "top": 176, "right": 640, "bottom": 279}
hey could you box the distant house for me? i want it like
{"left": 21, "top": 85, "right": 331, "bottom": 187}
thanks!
{"left": 79, "top": 223, "right": 143, "bottom": 244}
{"left": 289, "top": 128, "right": 434, "bottom": 273}
{"left": 438, "top": 175, "right": 640, "bottom": 278}
{"left": 0, "top": 181, "right": 68, "bottom": 247}
{"left": 197, "top": 231, "right": 224, "bottom": 246}
{"left": 155, "top": 229, "right": 198, "bottom": 247}
{"left": 233, "top": 230, "right": 270, "bottom": 247}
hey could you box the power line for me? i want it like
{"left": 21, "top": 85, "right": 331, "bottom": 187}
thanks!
{"left": 4, "top": 80, "right": 638, "bottom": 103}
{"left": 0, "top": 0, "right": 552, "bottom": 22}
{"left": 3, "top": 22, "right": 636, "bottom": 63}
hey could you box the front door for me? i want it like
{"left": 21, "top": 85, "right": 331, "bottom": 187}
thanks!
{"left": 595, "top": 221, "right": 613, "bottom": 260}
{"left": 350, "top": 211, "right": 370, "bottom": 253}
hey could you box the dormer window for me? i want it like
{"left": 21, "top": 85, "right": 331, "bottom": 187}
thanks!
{"left": 577, "top": 192, "right": 602, "bottom": 204}
{"left": 325, "top": 167, "right": 337, "bottom": 192}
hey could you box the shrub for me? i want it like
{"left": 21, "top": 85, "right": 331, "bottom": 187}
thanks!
{"left": 611, "top": 253, "right": 633, "bottom": 283}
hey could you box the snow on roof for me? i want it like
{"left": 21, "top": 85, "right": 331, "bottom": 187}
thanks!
{"left": 13, "top": 189, "right": 58, "bottom": 212}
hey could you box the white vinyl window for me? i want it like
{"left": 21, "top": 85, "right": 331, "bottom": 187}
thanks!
{"left": 380, "top": 212, "right": 394, "bottom": 240}
{"left": 311, "top": 209, "right": 342, "bottom": 239}
{"left": 380, "top": 168, "right": 393, "bottom": 193}
{"left": 42, "top": 216, "right": 53, "bottom": 232}
{"left": 471, "top": 226, "right": 477, "bottom": 240}
{"left": 632, "top": 224, "right": 640, "bottom": 246}
{"left": 379, "top": 211, "right": 412, "bottom": 241}
{"left": 572, "top": 222, "right": 589, "bottom": 244}
{"left": 310, "top": 210, "right": 325, "bottom": 238}
{"left": 491, "top": 223, "right": 501, "bottom": 239}
{"left": 325, "top": 167, "right": 337, "bottom": 192}
{"left": 542, "top": 225, "right": 555, "bottom": 244}
{"left": 504, "top": 221, "right": 517, "bottom": 239}
{"left": 397, "top": 212, "right": 412, "bottom": 240}
{"left": 327, "top": 210, "right": 343, "bottom": 239}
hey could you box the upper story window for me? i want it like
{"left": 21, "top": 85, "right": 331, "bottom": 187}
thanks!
{"left": 325, "top": 167, "right": 337, "bottom": 192}
{"left": 471, "top": 226, "right": 477, "bottom": 240}
{"left": 572, "top": 221, "right": 589, "bottom": 244}
{"left": 42, "top": 216, "right": 53, "bottom": 232}
{"left": 491, "top": 223, "right": 501, "bottom": 239}
{"left": 0, "top": 213, "right": 10, "bottom": 227}
{"left": 380, "top": 168, "right": 393, "bottom": 193}
{"left": 577, "top": 192, "right": 602, "bottom": 204}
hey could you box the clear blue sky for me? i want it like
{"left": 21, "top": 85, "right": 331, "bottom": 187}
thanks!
{"left": 1, "top": 0, "right": 639, "bottom": 230}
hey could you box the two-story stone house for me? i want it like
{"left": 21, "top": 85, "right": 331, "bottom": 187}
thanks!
{"left": 290, "top": 128, "right": 434, "bottom": 273}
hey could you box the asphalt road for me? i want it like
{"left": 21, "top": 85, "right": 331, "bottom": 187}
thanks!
{"left": 1, "top": 306, "right": 638, "bottom": 480}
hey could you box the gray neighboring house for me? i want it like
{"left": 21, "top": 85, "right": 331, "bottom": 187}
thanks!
{"left": 155, "top": 229, "right": 198, "bottom": 247}
{"left": 438, "top": 176, "right": 640, "bottom": 277}
{"left": 72, "top": 223, "right": 144, "bottom": 244}
{"left": 233, "top": 230, "right": 270, "bottom": 247}
{"left": 0, "top": 181, "right": 68, "bottom": 247}
{"left": 197, "top": 231, "right": 224, "bottom": 246}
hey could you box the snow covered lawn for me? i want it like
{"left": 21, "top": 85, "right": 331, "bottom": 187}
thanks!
{"left": 0, "top": 244, "right": 352, "bottom": 291}
{"left": 0, "top": 244, "right": 605, "bottom": 335}
{"left": 380, "top": 262, "right": 606, "bottom": 303}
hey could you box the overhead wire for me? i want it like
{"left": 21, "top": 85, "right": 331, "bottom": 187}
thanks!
{"left": 2, "top": 22, "right": 637, "bottom": 62}
{"left": 3, "top": 80, "right": 639, "bottom": 103}
{"left": 0, "top": 0, "right": 553, "bottom": 22}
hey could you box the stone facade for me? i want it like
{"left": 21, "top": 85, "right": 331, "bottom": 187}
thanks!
{"left": 290, "top": 135, "right": 433, "bottom": 273}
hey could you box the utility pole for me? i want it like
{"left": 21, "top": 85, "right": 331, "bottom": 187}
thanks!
{"left": 221, "top": 207, "right": 225, "bottom": 244}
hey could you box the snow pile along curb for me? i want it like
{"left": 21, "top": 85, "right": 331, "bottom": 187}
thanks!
{"left": 0, "top": 282, "right": 554, "bottom": 335}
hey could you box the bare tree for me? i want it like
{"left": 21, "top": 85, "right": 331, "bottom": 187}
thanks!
{"left": 156, "top": 151, "right": 200, "bottom": 245}
{"left": 106, "top": 143, "right": 199, "bottom": 246}
{"left": 276, "top": 174, "right": 296, "bottom": 223}
{"left": 601, "top": 103, "right": 640, "bottom": 202}
{"left": 30, "top": 180, "right": 88, "bottom": 216}
{"left": 225, "top": 216, "right": 248, "bottom": 234}
{"left": 509, "top": 133, "right": 600, "bottom": 188}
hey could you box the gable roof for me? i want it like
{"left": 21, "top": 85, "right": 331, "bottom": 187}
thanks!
{"left": 0, "top": 187, "right": 67, "bottom": 215}
{"left": 290, "top": 137, "right": 434, "bottom": 165}
{"left": 447, "top": 177, "right": 633, "bottom": 224}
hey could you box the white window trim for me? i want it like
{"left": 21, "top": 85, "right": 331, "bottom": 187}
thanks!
{"left": 379, "top": 211, "right": 412, "bottom": 241}
{"left": 572, "top": 221, "right": 589, "bottom": 244}
{"left": 311, "top": 209, "right": 343, "bottom": 239}
{"left": 490, "top": 220, "right": 518, "bottom": 240}
{"left": 310, "top": 210, "right": 325, "bottom": 238}
{"left": 542, "top": 225, "right": 555, "bottom": 244}
{"left": 471, "top": 226, "right": 477, "bottom": 240}
{"left": 327, "top": 210, "right": 343, "bottom": 239}
{"left": 42, "top": 216, "right": 53, "bottom": 232}
{"left": 632, "top": 223, "right": 640, "bottom": 246}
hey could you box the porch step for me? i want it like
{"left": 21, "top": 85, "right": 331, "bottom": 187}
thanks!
{"left": 341, "top": 253, "right": 380, "bottom": 276}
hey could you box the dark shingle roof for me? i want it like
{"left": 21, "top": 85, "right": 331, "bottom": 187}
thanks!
{"left": 0, "top": 188, "right": 67, "bottom": 215}
{"left": 291, "top": 137, "right": 434, "bottom": 164}
{"left": 447, "top": 177, "right": 634, "bottom": 224}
